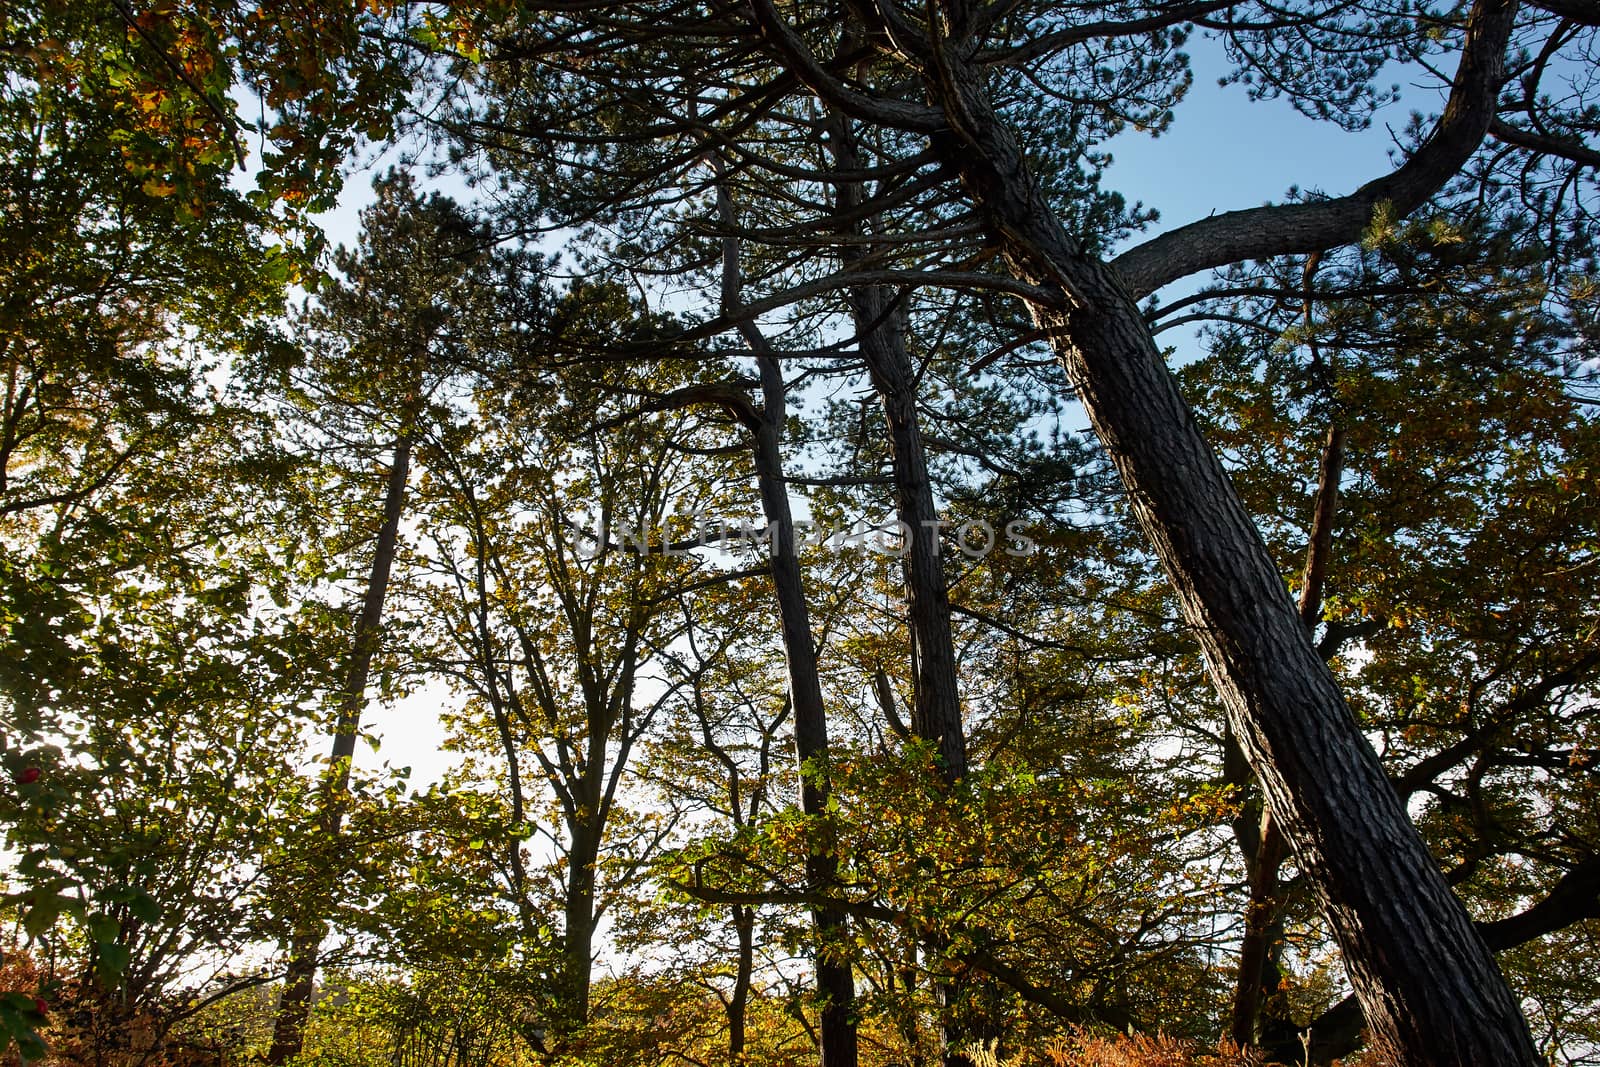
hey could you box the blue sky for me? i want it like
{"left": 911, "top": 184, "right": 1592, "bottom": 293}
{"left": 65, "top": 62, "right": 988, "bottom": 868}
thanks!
{"left": 1105, "top": 42, "right": 1414, "bottom": 252}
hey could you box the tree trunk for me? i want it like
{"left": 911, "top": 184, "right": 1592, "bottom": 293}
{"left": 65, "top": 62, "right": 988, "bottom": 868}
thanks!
{"left": 562, "top": 822, "right": 599, "bottom": 1030}
{"left": 851, "top": 285, "right": 968, "bottom": 782}
{"left": 1297, "top": 427, "right": 1346, "bottom": 631}
{"left": 825, "top": 107, "right": 967, "bottom": 784}
{"left": 1230, "top": 811, "right": 1287, "bottom": 1049}
{"left": 825, "top": 107, "right": 971, "bottom": 1066}
{"left": 719, "top": 173, "right": 859, "bottom": 1067}
{"left": 751, "top": 352, "right": 860, "bottom": 1067}
{"left": 729, "top": 904, "right": 754, "bottom": 1061}
{"left": 268, "top": 428, "right": 413, "bottom": 1064}
{"left": 919, "top": 47, "right": 1541, "bottom": 1067}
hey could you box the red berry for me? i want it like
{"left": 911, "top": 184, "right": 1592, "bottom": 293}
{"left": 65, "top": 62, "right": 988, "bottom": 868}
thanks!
{"left": 33, "top": 998, "right": 47, "bottom": 1015}
{"left": 17, "top": 767, "right": 40, "bottom": 785}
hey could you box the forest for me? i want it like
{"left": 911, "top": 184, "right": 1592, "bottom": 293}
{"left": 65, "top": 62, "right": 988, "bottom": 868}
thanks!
{"left": 0, "top": 1, "right": 1596, "bottom": 1065}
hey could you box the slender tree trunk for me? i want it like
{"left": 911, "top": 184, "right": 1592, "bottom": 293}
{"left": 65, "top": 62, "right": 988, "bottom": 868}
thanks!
{"left": 824, "top": 108, "right": 967, "bottom": 783}
{"left": 1298, "top": 427, "right": 1346, "bottom": 632}
{"left": 918, "top": 44, "right": 1541, "bottom": 1067}
{"left": 1230, "top": 811, "right": 1287, "bottom": 1049}
{"left": 751, "top": 357, "right": 860, "bottom": 1067}
{"left": 751, "top": 368, "right": 860, "bottom": 1067}
{"left": 729, "top": 904, "right": 754, "bottom": 1061}
{"left": 1232, "top": 424, "right": 1344, "bottom": 1047}
{"left": 824, "top": 106, "right": 971, "bottom": 1067}
{"left": 268, "top": 429, "right": 413, "bottom": 1064}
{"left": 851, "top": 287, "right": 967, "bottom": 780}
{"left": 718, "top": 177, "right": 859, "bottom": 1067}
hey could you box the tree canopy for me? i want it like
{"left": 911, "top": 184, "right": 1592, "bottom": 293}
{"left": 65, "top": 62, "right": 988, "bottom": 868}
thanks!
{"left": 1, "top": 0, "right": 1596, "bottom": 1065}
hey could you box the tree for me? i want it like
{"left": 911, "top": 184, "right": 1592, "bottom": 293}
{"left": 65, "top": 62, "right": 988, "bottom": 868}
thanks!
{"left": 0, "top": 347, "right": 335, "bottom": 1060}
{"left": 9, "top": 0, "right": 439, "bottom": 226}
{"left": 411, "top": 291, "right": 738, "bottom": 1043}
{"left": 634, "top": 576, "right": 807, "bottom": 1064}
{"left": 1, "top": 15, "right": 330, "bottom": 1049}
{"left": 262, "top": 171, "right": 509, "bottom": 1063}
{"left": 8, "top": 0, "right": 1599, "bottom": 1063}
{"left": 448, "top": 0, "right": 1599, "bottom": 1057}
{"left": 1174, "top": 208, "right": 1600, "bottom": 1061}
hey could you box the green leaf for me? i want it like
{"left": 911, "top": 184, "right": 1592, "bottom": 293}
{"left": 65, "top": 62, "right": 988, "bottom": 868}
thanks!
{"left": 128, "top": 891, "right": 162, "bottom": 925}
{"left": 97, "top": 942, "right": 131, "bottom": 983}
{"left": 20, "top": 894, "right": 72, "bottom": 938}
{"left": 88, "top": 913, "right": 120, "bottom": 944}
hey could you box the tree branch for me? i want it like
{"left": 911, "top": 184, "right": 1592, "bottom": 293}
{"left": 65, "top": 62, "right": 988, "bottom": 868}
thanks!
{"left": 1489, "top": 118, "right": 1600, "bottom": 168}
{"left": 1111, "top": 0, "right": 1519, "bottom": 299}
{"left": 1523, "top": 0, "right": 1600, "bottom": 23}
{"left": 741, "top": 0, "right": 946, "bottom": 132}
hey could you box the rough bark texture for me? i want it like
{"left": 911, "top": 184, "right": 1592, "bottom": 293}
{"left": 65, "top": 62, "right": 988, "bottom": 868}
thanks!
{"left": 268, "top": 429, "right": 413, "bottom": 1065}
{"left": 1038, "top": 259, "right": 1536, "bottom": 1067}
{"left": 908, "top": 19, "right": 1540, "bottom": 1067}
{"left": 1288, "top": 854, "right": 1600, "bottom": 1063}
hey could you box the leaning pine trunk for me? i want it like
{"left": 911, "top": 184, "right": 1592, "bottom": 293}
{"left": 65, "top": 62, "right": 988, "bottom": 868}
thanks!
{"left": 911, "top": 25, "right": 1541, "bottom": 1067}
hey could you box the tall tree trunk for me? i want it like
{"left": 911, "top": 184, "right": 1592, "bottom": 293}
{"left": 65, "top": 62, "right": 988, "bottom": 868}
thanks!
{"left": 851, "top": 286, "right": 968, "bottom": 781}
{"left": 268, "top": 429, "right": 413, "bottom": 1064}
{"left": 718, "top": 177, "right": 859, "bottom": 1067}
{"left": 824, "top": 108, "right": 967, "bottom": 784}
{"left": 563, "top": 823, "right": 599, "bottom": 1029}
{"left": 750, "top": 359, "right": 860, "bottom": 1067}
{"left": 824, "top": 107, "right": 971, "bottom": 1067}
{"left": 908, "top": 38, "right": 1541, "bottom": 1067}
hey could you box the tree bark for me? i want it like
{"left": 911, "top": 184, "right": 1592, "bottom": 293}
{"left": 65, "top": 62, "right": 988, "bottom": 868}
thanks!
{"left": 268, "top": 428, "right": 413, "bottom": 1065}
{"left": 911, "top": 30, "right": 1541, "bottom": 1067}
{"left": 1229, "top": 812, "right": 1287, "bottom": 1049}
{"left": 825, "top": 108, "right": 967, "bottom": 784}
{"left": 1280, "top": 852, "right": 1600, "bottom": 1064}
{"left": 824, "top": 107, "right": 973, "bottom": 1066}
{"left": 852, "top": 288, "right": 968, "bottom": 782}
{"left": 750, "top": 359, "right": 860, "bottom": 1067}
{"left": 562, "top": 823, "right": 599, "bottom": 1027}
{"left": 719, "top": 177, "right": 859, "bottom": 1067}
{"left": 729, "top": 904, "right": 755, "bottom": 1061}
